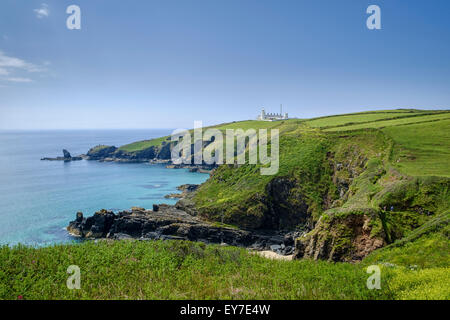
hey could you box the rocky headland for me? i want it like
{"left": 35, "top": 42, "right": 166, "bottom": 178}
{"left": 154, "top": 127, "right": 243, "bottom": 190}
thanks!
{"left": 83, "top": 142, "right": 216, "bottom": 172}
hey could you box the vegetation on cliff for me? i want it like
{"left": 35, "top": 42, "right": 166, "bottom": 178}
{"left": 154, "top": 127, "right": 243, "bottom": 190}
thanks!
{"left": 187, "top": 110, "right": 449, "bottom": 262}
{"left": 84, "top": 109, "right": 449, "bottom": 263}
{"left": 3, "top": 109, "right": 447, "bottom": 300}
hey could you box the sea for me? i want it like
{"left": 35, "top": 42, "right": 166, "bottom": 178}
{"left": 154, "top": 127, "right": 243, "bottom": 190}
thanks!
{"left": 0, "top": 130, "right": 209, "bottom": 246}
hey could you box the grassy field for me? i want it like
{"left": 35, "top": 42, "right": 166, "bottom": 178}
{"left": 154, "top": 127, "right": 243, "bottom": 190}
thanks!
{"left": 382, "top": 119, "right": 450, "bottom": 177}
{"left": 1, "top": 239, "right": 447, "bottom": 300}
{"left": 322, "top": 111, "right": 450, "bottom": 132}
{"left": 304, "top": 110, "right": 429, "bottom": 128}
{"left": 308, "top": 110, "right": 450, "bottom": 177}
{"left": 119, "top": 136, "right": 169, "bottom": 152}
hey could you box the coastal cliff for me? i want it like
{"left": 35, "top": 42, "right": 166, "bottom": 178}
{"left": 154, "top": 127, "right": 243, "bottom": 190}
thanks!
{"left": 71, "top": 110, "right": 450, "bottom": 262}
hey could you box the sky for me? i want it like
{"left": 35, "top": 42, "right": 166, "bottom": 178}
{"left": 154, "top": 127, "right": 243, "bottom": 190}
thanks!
{"left": 0, "top": 0, "right": 449, "bottom": 129}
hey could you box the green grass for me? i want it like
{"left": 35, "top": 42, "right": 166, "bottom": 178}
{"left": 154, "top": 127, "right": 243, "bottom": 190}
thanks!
{"left": 383, "top": 119, "right": 450, "bottom": 177}
{"left": 360, "top": 212, "right": 450, "bottom": 300}
{"left": 116, "top": 120, "right": 292, "bottom": 153}
{"left": 305, "top": 110, "right": 426, "bottom": 129}
{"left": 88, "top": 145, "right": 113, "bottom": 153}
{"left": 1, "top": 239, "right": 448, "bottom": 300}
{"left": 364, "top": 210, "right": 450, "bottom": 267}
{"left": 211, "top": 120, "right": 290, "bottom": 131}
{"left": 119, "top": 136, "right": 169, "bottom": 152}
{"left": 364, "top": 227, "right": 449, "bottom": 269}
{"left": 0, "top": 240, "right": 387, "bottom": 300}
{"left": 385, "top": 267, "right": 450, "bottom": 300}
{"left": 323, "top": 112, "right": 450, "bottom": 132}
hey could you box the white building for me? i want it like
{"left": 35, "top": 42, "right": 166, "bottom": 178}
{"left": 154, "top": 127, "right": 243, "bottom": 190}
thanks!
{"left": 257, "top": 105, "right": 288, "bottom": 121}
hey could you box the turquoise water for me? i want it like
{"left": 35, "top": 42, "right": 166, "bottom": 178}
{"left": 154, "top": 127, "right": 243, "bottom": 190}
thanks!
{"left": 0, "top": 130, "right": 209, "bottom": 246}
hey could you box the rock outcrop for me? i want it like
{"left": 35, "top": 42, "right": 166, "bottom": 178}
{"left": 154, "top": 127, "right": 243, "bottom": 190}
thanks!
{"left": 83, "top": 140, "right": 218, "bottom": 172}
{"left": 165, "top": 184, "right": 199, "bottom": 199}
{"left": 41, "top": 149, "right": 82, "bottom": 161}
{"left": 86, "top": 145, "right": 118, "bottom": 160}
{"left": 67, "top": 205, "right": 297, "bottom": 255}
{"left": 293, "top": 210, "right": 385, "bottom": 262}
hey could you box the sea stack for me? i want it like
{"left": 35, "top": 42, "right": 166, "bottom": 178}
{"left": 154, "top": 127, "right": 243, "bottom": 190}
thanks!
{"left": 41, "top": 149, "right": 82, "bottom": 161}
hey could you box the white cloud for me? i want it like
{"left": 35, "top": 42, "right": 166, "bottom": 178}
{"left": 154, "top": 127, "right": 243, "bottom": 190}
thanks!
{"left": 0, "top": 51, "right": 46, "bottom": 73}
{"left": 0, "top": 51, "right": 48, "bottom": 84}
{"left": 34, "top": 3, "right": 49, "bottom": 19}
{"left": 6, "top": 77, "right": 33, "bottom": 83}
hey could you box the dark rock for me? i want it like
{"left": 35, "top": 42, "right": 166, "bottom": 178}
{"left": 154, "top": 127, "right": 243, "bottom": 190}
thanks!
{"left": 165, "top": 184, "right": 199, "bottom": 199}
{"left": 270, "top": 244, "right": 282, "bottom": 252}
{"left": 156, "top": 142, "right": 172, "bottom": 159}
{"left": 41, "top": 149, "right": 82, "bottom": 161}
{"left": 113, "top": 233, "right": 134, "bottom": 240}
{"left": 143, "top": 231, "right": 160, "bottom": 239}
{"left": 67, "top": 204, "right": 293, "bottom": 253}
{"left": 283, "top": 246, "right": 294, "bottom": 255}
{"left": 63, "top": 149, "right": 71, "bottom": 158}
{"left": 86, "top": 145, "right": 117, "bottom": 160}
{"left": 153, "top": 204, "right": 159, "bottom": 212}
{"left": 76, "top": 212, "right": 83, "bottom": 222}
{"left": 177, "top": 184, "right": 199, "bottom": 192}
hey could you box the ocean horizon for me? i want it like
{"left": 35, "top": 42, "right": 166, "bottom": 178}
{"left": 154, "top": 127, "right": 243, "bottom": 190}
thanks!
{"left": 0, "top": 129, "right": 209, "bottom": 246}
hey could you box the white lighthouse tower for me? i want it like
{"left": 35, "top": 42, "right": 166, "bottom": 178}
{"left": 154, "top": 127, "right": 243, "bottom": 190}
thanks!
{"left": 259, "top": 108, "right": 266, "bottom": 120}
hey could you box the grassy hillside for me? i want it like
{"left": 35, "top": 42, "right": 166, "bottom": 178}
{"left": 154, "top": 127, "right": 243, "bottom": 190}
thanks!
{"left": 119, "top": 136, "right": 169, "bottom": 152}
{"left": 382, "top": 119, "right": 450, "bottom": 177}
{"left": 113, "top": 109, "right": 449, "bottom": 238}
{"left": 305, "top": 109, "right": 434, "bottom": 128}
{"left": 3, "top": 109, "right": 447, "bottom": 300}
{"left": 193, "top": 110, "right": 448, "bottom": 222}
{"left": 364, "top": 209, "right": 450, "bottom": 268}
{"left": 1, "top": 239, "right": 447, "bottom": 300}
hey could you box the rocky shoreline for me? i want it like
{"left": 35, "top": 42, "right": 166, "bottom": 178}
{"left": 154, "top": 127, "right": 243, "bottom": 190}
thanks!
{"left": 42, "top": 146, "right": 215, "bottom": 173}
{"left": 57, "top": 142, "right": 297, "bottom": 255}
{"left": 67, "top": 205, "right": 299, "bottom": 256}
{"left": 66, "top": 182, "right": 301, "bottom": 256}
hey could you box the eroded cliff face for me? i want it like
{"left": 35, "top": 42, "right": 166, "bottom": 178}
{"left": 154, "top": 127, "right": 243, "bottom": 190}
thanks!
{"left": 189, "top": 175, "right": 313, "bottom": 231}
{"left": 291, "top": 155, "right": 450, "bottom": 262}
{"left": 264, "top": 177, "right": 311, "bottom": 230}
{"left": 294, "top": 211, "right": 385, "bottom": 262}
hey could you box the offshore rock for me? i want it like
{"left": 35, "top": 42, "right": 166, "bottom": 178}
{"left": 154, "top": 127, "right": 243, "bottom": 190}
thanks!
{"left": 41, "top": 149, "right": 82, "bottom": 161}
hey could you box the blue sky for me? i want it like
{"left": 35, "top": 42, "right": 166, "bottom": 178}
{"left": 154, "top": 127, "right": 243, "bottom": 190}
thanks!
{"left": 0, "top": 0, "right": 449, "bottom": 129}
